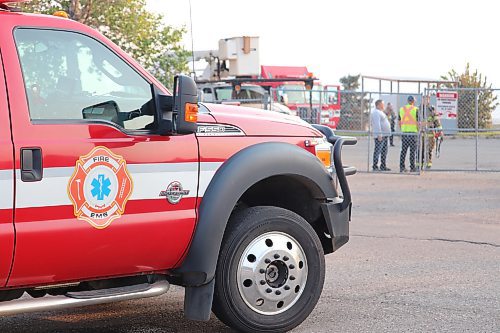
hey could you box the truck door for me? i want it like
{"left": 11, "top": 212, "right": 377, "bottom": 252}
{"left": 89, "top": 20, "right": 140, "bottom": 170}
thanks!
{"left": 0, "top": 49, "right": 15, "bottom": 287}
{"left": 3, "top": 27, "right": 199, "bottom": 287}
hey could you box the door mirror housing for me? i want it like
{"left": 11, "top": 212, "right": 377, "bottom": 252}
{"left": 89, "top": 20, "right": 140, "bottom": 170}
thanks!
{"left": 153, "top": 75, "right": 198, "bottom": 136}
{"left": 173, "top": 75, "right": 198, "bottom": 134}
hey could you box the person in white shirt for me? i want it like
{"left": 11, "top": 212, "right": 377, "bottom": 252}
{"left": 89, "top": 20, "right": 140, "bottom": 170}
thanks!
{"left": 370, "top": 99, "right": 392, "bottom": 171}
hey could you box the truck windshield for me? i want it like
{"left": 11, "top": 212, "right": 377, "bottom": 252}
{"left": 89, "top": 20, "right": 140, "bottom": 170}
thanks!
{"left": 214, "top": 86, "right": 265, "bottom": 103}
{"left": 214, "top": 87, "right": 233, "bottom": 100}
{"left": 311, "top": 85, "right": 323, "bottom": 104}
{"left": 325, "top": 86, "right": 339, "bottom": 105}
{"left": 278, "top": 85, "right": 306, "bottom": 104}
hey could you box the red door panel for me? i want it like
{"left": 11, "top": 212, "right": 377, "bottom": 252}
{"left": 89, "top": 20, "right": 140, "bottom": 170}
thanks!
{"left": 0, "top": 48, "right": 15, "bottom": 287}
{"left": 2, "top": 23, "right": 199, "bottom": 287}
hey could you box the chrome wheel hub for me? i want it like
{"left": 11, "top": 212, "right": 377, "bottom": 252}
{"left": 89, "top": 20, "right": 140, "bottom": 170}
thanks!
{"left": 236, "top": 232, "right": 308, "bottom": 315}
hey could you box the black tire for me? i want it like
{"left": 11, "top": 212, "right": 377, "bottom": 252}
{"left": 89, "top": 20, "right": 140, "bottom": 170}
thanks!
{"left": 212, "top": 206, "right": 325, "bottom": 333}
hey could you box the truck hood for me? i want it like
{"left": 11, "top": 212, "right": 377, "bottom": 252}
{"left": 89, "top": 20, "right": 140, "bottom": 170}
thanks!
{"left": 202, "top": 103, "right": 321, "bottom": 137}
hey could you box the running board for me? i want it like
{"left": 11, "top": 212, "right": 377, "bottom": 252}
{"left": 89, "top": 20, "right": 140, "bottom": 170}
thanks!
{"left": 0, "top": 280, "right": 169, "bottom": 316}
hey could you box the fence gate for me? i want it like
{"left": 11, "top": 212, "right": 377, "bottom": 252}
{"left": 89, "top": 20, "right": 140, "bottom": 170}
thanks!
{"left": 269, "top": 87, "right": 500, "bottom": 173}
{"left": 336, "top": 91, "right": 424, "bottom": 174}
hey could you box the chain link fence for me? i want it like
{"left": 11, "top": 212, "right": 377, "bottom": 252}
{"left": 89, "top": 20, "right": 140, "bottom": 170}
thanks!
{"left": 203, "top": 85, "right": 499, "bottom": 173}
{"left": 340, "top": 88, "right": 500, "bottom": 173}
{"left": 422, "top": 88, "right": 500, "bottom": 172}
{"left": 299, "top": 88, "right": 500, "bottom": 174}
{"left": 334, "top": 91, "right": 424, "bottom": 174}
{"left": 270, "top": 87, "right": 326, "bottom": 124}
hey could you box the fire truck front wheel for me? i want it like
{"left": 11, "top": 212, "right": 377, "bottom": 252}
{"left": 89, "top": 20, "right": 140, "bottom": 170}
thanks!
{"left": 212, "top": 206, "right": 325, "bottom": 333}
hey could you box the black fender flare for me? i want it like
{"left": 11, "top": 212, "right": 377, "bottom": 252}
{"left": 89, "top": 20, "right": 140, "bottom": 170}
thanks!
{"left": 174, "top": 141, "right": 338, "bottom": 286}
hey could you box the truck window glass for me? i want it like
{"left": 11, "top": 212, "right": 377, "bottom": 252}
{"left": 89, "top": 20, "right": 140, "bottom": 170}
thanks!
{"left": 202, "top": 88, "right": 214, "bottom": 102}
{"left": 246, "top": 88, "right": 264, "bottom": 100}
{"left": 14, "top": 29, "right": 154, "bottom": 130}
{"left": 214, "top": 87, "right": 232, "bottom": 100}
{"left": 311, "top": 85, "right": 323, "bottom": 104}
{"left": 278, "top": 85, "right": 306, "bottom": 104}
{"left": 326, "top": 86, "right": 339, "bottom": 105}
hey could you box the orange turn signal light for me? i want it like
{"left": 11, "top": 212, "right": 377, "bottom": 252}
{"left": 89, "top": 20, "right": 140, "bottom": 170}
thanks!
{"left": 185, "top": 103, "right": 198, "bottom": 123}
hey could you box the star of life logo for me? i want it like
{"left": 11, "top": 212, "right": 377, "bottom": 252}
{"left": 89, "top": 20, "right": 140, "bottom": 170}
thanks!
{"left": 68, "top": 146, "right": 133, "bottom": 229}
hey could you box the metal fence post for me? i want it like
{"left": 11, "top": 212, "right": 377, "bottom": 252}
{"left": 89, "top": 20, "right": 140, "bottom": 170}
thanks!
{"left": 475, "top": 89, "right": 479, "bottom": 171}
{"left": 417, "top": 93, "right": 422, "bottom": 174}
{"left": 367, "top": 91, "right": 371, "bottom": 172}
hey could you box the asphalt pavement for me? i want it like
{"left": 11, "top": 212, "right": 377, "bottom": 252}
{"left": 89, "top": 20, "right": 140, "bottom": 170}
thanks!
{"left": 1, "top": 172, "right": 499, "bottom": 332}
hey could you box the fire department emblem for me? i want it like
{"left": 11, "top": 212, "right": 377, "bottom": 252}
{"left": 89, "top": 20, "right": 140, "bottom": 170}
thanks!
{"left": 68, "top": 146, "right": 133, "bottom": 229}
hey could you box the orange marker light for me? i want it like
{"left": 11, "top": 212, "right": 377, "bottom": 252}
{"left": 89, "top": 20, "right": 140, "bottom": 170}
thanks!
{"left": 185, "top": 103, "right": 198, "bottom": 123}
{"left": 53, "top": 10, "right": 69, "bottom": 18}
{"left": 315, "top": 148, "right": 331, "bottom": 168}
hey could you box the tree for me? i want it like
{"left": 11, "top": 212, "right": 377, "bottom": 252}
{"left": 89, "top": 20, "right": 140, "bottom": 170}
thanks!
{"left": 21, "top": 0, "right": 189, "bottom": 88}
{"left": 340, "top": 74, "right": 361, "bottom": 91}
{"left": 338, "top": 74, "right": 371, "bottom": 131}
{"left": 441, "top": 63, "right": 498, "bottom": 129}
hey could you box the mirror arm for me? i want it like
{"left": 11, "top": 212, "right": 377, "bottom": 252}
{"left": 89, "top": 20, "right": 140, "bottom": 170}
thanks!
{"left": 153, "top": 86, "right": 175, "bottom": 135}
{"left": 158, "top": 94, "right": 174, "bottom": 113}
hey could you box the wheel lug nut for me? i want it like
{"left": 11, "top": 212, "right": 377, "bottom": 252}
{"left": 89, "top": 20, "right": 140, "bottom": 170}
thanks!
{"left": 265, "top": 258, "right": 271, "bottom": 264}
{"left": 266, "top": 288, "right": 272, "bottom": 294}
{"left": 284, "top": 285, "right": 290, "bottom": 291}
{"left": 275, "top": 290, "right": 281, "bottom": 295}
{"left": 260, "top": 280, "right": 266, "bottom": 285}
{"left": 259, "top": 268, "right": 265, "bottom": 274}
{"left": 289, "top": 264, "right": 295, "bottom": 269}
{"left": 283, "top": 256, "right": 289, "bottom": 261}
{"left": 290, "top": 276, "right": 296, "bottom": 281}
{"left": 274, "top": 254, "right": 280, "bottom": 259}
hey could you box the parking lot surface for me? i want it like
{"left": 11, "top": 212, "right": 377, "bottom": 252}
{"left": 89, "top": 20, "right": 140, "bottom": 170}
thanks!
{"left": 1, "top": 172, "right": 499, "bottom": 332}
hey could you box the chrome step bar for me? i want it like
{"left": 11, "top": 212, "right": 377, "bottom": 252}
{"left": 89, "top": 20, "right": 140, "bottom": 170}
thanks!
{"left": 0, "top": 280, "right": 169, "bottom": 316}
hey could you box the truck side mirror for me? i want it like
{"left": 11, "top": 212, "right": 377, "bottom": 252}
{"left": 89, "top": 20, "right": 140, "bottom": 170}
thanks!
{"left": 82, "top": 100, "right": 121, "bottom": 126}
{"left": 174, "top": 75, "right": 198, "bottom": 134}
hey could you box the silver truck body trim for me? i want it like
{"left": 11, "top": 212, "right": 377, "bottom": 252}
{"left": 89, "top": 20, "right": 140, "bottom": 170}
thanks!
{"left": 0, "top": 280, "right": 169, "bottom": 317}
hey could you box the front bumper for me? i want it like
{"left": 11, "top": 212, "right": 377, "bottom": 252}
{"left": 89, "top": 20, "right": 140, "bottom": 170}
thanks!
{"left": 322, "top": 134, "right": 357, "bottom": 251}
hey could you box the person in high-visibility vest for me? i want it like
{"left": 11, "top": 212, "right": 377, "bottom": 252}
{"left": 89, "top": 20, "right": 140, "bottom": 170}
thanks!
{"left": 399, "top": 95, "right": 419, "bottom": 172}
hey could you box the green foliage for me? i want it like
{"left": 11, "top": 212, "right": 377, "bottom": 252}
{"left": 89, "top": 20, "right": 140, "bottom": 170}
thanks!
{"left": 338, "top": 74, "right": 370, "bottom": 130}
{"left": 441, "top": 63, "right": 498, "bottom": 129}
{"left": 339, "top": 74, "right": 361, "bottom": 91}
{"left": 22, "top": 0, "right": 189, "bottom": 89}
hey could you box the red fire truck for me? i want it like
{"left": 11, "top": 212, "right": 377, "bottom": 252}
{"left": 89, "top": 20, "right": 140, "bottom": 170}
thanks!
{"left": 260, "top": 66, "right": 341, "bottom": 129}
{"left": 0, "top": 3, "right": 356, "bottom": 332}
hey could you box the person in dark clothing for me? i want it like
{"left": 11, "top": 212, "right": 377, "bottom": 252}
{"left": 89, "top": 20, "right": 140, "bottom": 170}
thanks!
{"left": 385, "top": 102, "right": 396, "bottom": 146}
{"left": 371, "top": 99, "right": 391, "bottom": 171}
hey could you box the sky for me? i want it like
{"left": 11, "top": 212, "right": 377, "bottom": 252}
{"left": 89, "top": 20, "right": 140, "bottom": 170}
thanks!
{"left": 147, "top": 0, "right": 500, "bottom": 117}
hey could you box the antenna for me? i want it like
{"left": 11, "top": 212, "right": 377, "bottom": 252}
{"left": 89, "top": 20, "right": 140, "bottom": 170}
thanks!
{"left": 188, "top": 0, "right": 196, "bottom": 79}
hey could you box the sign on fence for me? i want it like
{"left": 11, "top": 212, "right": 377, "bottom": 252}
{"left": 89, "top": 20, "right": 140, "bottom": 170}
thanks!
{"left": 436, "top": 91, "right": 458, "bottom": 119}
{"left": 436, "top": 91, "right": 458, "bottom": 134}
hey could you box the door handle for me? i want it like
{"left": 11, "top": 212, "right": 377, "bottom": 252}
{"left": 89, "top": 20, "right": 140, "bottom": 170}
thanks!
{"left": 21, "top": 147, "right": 43, "bottom": 182}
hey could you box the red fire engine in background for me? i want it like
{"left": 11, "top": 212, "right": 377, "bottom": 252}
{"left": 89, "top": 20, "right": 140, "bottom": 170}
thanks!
{"left": 192, "top": 37, "right": 342, "bottom": 129}
{"left": 259, "top": 66, "right": 341, "bottom": 129}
